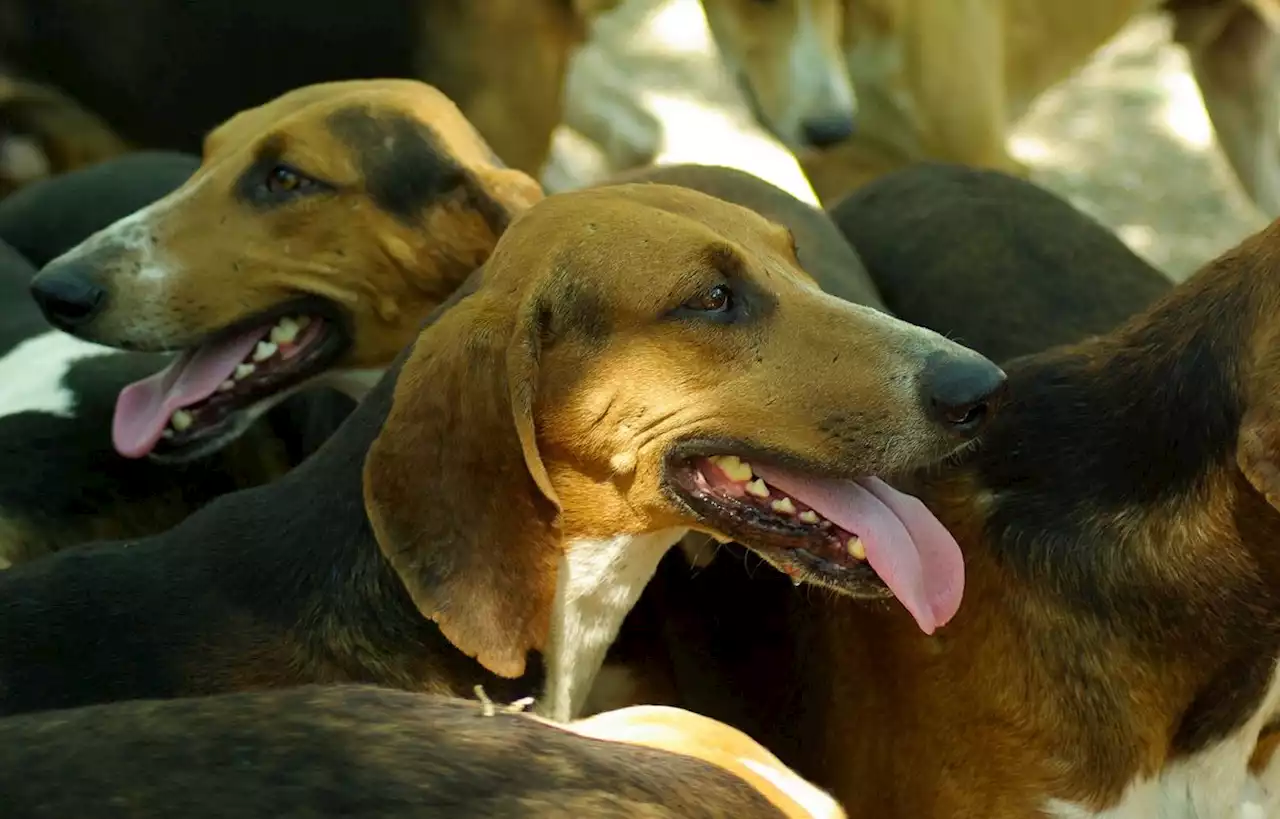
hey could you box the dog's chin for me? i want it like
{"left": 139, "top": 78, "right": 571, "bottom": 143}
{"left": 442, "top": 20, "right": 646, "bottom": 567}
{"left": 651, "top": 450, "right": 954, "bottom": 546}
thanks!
{"left": 148, "top": 407, "right": 265, "bottom": 464}
{"left": 663, "top": 444, "right": 895, "bottom": 599}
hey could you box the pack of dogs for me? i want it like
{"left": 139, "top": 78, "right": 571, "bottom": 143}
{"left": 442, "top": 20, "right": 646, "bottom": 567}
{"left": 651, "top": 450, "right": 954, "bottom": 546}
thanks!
{"left": 0, "top": 3, "right": 1279, "bottom": 818}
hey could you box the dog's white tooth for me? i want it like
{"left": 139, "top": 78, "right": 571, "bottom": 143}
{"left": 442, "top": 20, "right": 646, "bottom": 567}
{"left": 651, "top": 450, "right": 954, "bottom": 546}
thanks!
{"left": 161, "top": 428, "right": 175, "bottom": 439}
{"left": 269, "top": 317, "right": 299, "bottom": 345}
{"left": 218, "top": 380, "right": 235, "bottom": 393}
{"left": 846, "top": 538, "right": 866, "bottom": 560}
{"left": 715, "top": 455, "right": 754, "bottom": 482}
{"left": 234, "top": 363, "right": 256, "bottom": 380}
{"left": 798, "top": 510, "right": 820, "bottom": 524}
{"left": 170, "top": 410, "right": 194, "bottom": 432}
{"left": 745, "top": 478, "right": 769, "bottom": 498}
{"left": 771, "top": 497, "right": 796, "bottom": 515}
{"left": 252, "top": 341, "right": 278, "bottom": 362}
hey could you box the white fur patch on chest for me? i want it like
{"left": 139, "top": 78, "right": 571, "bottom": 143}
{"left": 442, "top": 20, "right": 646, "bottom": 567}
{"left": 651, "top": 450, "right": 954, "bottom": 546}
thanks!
{"left": 1046, "top": 661, "right": 1280, "bottom": 818}
{"left": 322, "top": 368, "right": 384, "bottom": 401}
{"left": 538, "top": 528, "right": 687, "bottom": 723}
{"left": 0, "top": 330, "right": 115, "bottom": 418}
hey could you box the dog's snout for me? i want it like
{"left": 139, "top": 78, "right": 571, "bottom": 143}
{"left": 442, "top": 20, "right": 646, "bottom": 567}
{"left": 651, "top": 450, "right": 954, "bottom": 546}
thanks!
{"left": 920, "top": 352, "right": 1007, "bottom": 437}
{"left": 801, "top": 114, "right": 856, "bottom": 148}
{"left": 30, "top": 262, "right": 108, "bottom": 331}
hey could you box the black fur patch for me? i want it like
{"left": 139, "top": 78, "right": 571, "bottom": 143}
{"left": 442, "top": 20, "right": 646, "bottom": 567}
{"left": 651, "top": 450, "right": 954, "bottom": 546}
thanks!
{"left": 326, "top": 106, "right": 466, "bottom": 224}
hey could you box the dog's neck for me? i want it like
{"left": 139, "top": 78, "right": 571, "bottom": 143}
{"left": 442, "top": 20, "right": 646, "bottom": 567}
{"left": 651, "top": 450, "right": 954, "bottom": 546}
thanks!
{"left": 538, "top": 528, "right": 688, "bottom": 723}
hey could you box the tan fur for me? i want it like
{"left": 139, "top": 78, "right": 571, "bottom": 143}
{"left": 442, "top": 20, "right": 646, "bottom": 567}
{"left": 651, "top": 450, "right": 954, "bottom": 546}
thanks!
{"left": 562, "top": 705, "right": 845, "bottom": 818}
{"left": 418, "top": 0, "right": 623, "bottom": 175}
{"left": 40, "top": 79, "right": 543, "bottom": 372}
{"left": 362, "top": 182, "right": 982, "bottom": 679}
{"left": 698, "top": 0, "right": 1280, "bottom": 207}
{"left": 0, "top": 74, "right": 128, "bottom": 198}
{"left": 700, "top": 0, "right": 855, "bottom": 147}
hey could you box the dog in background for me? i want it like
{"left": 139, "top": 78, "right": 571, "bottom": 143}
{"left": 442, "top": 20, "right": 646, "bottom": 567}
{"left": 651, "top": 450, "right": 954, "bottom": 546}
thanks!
{"left": 0, "top": 75, "right": 126, "bottom": 197}
{"left": 689, "top": 0, "right": 1280, "bottom": 212}
{"left": 0, "top": 0, "right": 621, "bottom": 178}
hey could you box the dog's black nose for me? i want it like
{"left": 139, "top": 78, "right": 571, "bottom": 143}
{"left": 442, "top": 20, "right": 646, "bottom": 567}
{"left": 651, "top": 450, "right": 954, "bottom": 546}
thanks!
{"left": 801, "top": 114, "right": 856, "bottom": 148}
{"left": 30, "top": 264, "right": 108, "bottom": 330}
{"left": 921, "top": 352, "right": 1007, "bottom": 437}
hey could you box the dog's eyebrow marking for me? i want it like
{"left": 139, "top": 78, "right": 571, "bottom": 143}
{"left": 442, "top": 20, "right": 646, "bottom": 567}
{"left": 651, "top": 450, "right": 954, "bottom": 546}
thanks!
{"left": 325, "top": 105, "right": 465, "bottom": 223}
{"left": 540, "top": 277, "right": 611, "bottom": 348}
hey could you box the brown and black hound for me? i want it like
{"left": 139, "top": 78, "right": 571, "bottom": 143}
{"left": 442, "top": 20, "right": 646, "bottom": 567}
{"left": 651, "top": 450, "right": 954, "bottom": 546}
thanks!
{"left": 0, "top": 181, "right": 1004, "bottom": 726}
{"left": 0, "top": 0, "right": 620, "bottom": 177}
{"left": 0, "top": 153, "right": 357, "bottom": 567}
{"left": 659, "top": 163, "right": 1280, "bottom": 815}
{"left": 0, "top": 80, "right": 537, "bottom": 566}
{"left": 29, "top": 79, "right": 541, "bottom": 464}
{"left": 0, "top": 686, "right": 842, "bottom": 819}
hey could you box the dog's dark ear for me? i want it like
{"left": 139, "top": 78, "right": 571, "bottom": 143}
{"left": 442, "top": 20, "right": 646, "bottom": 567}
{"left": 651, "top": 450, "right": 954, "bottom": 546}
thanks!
{"left": 1239, "top": 407, "right": 1280, "bottom": 510}
{"left": 1238, "top": 341, "right": 1280, "bottom": 509}
{"left": 363, "top": 290, "right": 561, "bottom": 678}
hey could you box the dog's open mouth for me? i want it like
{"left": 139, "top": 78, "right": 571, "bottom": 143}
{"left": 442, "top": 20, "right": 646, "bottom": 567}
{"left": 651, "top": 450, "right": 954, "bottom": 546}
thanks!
{"left": 668, "top": 454, "right": 964, "bottom": 634}
{"left": 111, "top": 304, "right": 347, "bottom": 460}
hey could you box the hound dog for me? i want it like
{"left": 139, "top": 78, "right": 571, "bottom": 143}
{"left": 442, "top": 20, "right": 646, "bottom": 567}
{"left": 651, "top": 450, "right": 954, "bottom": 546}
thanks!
{"left": 0, "top": 0, "right": 622, "bottom": 177}
{"left": 0, "top": 80, "right": 538, "bottom": 565}
{"left": 0, "top": 153, "right": 343, "bottom": 565}
{"left": 695, "top": 0, "right": 1280, "bottom": 212}
{"left": 0, "top": 686, "right": 843, "bottom": 819}
{"left": 839, "top": 164, "right": 1280, "bottom": 816}
{"left": 0, "top": 182, "right": 1005, "bottom": 728}
{"left": 660, "top": 162, "right": 1280, "bottom": 815}
{"left": 0, "top": 74, "right": 127, "bottom": 198}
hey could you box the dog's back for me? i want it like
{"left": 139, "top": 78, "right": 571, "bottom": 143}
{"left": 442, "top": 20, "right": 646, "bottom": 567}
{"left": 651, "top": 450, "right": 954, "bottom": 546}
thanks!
{"left": 828, "top": 164, "right": 1173, "bottom": 360}
{"left": 0, "top": 685, "right": 798, "bottom": 818}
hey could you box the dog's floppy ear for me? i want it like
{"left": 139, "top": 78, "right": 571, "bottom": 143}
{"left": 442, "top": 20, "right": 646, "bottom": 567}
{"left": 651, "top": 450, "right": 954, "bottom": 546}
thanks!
{"left": 1238, "top": 335, "right": 1280, "bottom": 509}
{"left": 466, "top": 166, "right": 544, "bottom": 234}
{"left": 363, "top": 286, "right": 561, "bottom": 678}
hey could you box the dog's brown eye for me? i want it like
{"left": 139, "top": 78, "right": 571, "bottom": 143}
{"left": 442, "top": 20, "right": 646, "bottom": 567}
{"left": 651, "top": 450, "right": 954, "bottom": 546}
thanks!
{"left": 683, "top": 284, "right": 733, "bottom": 313}
{"left": 265, "top": 165, "right": 305, "bottom": 194}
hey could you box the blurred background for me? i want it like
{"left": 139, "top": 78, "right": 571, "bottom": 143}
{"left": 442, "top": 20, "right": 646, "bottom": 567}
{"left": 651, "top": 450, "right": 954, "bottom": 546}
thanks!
{"left": 547, "top": 0, "right": 1266, "bottom": 281}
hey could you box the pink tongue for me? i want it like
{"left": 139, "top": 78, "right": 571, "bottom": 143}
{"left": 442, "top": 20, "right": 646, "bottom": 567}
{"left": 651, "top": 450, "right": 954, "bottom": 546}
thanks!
{"left": 751, "top": 466, "right": 964, "bottom": 634}
{"left": 111, "top": 326, "right": 269, "bottom": 459}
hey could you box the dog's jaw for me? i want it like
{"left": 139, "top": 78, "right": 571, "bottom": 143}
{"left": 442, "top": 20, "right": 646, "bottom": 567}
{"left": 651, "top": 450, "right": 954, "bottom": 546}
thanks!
{"left": 537, "top": 527, "right": 688, "bottom": 723}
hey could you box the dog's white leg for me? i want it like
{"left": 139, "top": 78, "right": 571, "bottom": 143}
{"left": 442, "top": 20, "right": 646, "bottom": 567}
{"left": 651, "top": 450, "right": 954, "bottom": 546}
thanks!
{"left": 1176, "top": 2, "right": 1280, "bottom": 216}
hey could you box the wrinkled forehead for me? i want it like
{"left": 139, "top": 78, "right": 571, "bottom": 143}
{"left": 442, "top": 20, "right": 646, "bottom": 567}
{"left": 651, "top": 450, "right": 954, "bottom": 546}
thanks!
{"left": 202, "top": 82, "right": 498, "bottom": 173}
{"left": 486, "top": 187, "right": 799, "bottom": 300}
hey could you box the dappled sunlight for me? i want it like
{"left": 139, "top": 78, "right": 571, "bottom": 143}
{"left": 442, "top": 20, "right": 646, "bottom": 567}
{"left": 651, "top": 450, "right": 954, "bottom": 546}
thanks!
{"left": 636, "top": 0, "right": 713, "bottom": 56}
{"left": 1157, "top": 71, "right": 1213, "bottom": 152}
{"left": 642, "top": 92, "right": 818, "bottom": 204}
{"left": 1011, "top": 14, "right": 1265, "bottom": 280}
{"left": 548, "top": 0, "right": 816, "bottom": 204}
{"left": 555, "top": 4, "right": 1266, "bottom": 282}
